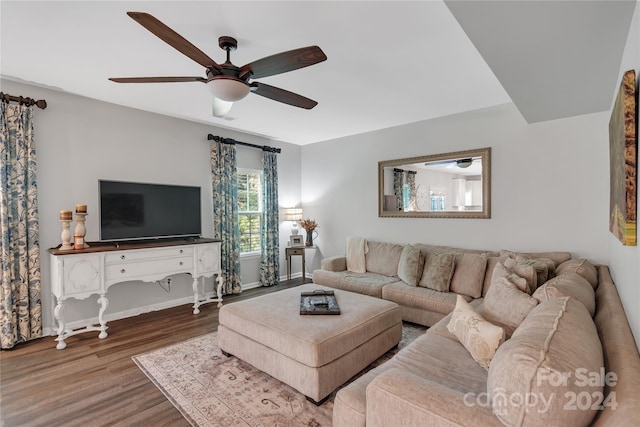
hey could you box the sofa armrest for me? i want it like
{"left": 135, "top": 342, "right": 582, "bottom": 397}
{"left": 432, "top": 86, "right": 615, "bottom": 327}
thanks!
{"left": 366, "top": 368, "right": 501, "bottom": 427}
{"left": 321, "top": 256, "right": 347, "bottom": 272}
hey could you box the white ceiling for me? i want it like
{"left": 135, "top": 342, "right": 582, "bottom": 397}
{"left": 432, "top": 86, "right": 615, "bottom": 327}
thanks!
{"left": 1, "top": 1, "right": 636, "bottom": 145}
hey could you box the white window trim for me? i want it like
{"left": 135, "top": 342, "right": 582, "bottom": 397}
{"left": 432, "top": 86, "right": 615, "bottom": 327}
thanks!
{"left": 238, "top": 168, "right": 263, "bottom": 255}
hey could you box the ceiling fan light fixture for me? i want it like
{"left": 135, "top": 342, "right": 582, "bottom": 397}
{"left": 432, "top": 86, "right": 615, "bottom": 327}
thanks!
{"left": 212, "top": 97, "right": 233, "bottom": 117}
{"left": 456, "top": 159, "right": 473, "bottom": 168}
{"left": 208, "top": 77, "right": 250, "bottom": 102}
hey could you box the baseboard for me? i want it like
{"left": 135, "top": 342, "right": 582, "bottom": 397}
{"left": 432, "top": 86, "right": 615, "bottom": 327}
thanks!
{"left": 242, "top": 281, "right": 262, "bottom": 290}
{"left": 242, "top": 272, "right": 307, "bottom": 291}
{"left": 45, "top": 293, "right": 216, "bottom": 337}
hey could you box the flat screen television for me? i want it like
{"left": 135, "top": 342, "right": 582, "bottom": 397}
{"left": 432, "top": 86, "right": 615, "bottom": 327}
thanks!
{"left": 99, "top": 180, "right": 201, "bottom": 242}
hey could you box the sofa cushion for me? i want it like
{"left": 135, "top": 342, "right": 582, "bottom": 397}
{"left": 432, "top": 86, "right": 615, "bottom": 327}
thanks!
{"left": 500, "top": 249, "right": 571, "bottom": 267}
{"left": 419, "top": 252, "right": 455, "bottom": 291}
{"left": 488, "top": 297, "right": 603, "bottom": 427}
{"left": 592, "top": 265, "right": 640, "bottom": 427}
{"left": 482, "top": 255, "right": 508, "bottom": 296}
{"left": 382, "top": 282, "right": 470, "bottom": 315}
{"left": 515, "top": 255, "right": 556, "bottom": 288}
{"left": 480, "top": 265, "right": 538, "bottom": 337}
{"left": 320, "top": 255, "right": 347, "bottom": 272}
{"left": 312, "top": 270, "right": 400, "bottom": 298}
{"left": 556, "top": 258, "right": 598, "bottom": 289}
{"left": 447, "top": 295, "right": 505, "bottom": 370}
{"left": 393, "top": 332, "right": 489, "bottom": 396}
{"left": 503, "top": 257, "right": 537, "bottom": 294}
{"left": 450, "top": 253, "right": 487, "bottom": 298}
{"left": 335, "top": 332, "right": 490, "bottom": 427}
{"left": 397, "top": 244, "right": 424, "bottom": 286}
{"left": 365, "top": 241, "right": 404, "bottom": 277}
{"left": 533, "top": 272, "right": 595, "bottom": 316}
{"left": 491, "top": 262, "right": 529, "bottom": 293}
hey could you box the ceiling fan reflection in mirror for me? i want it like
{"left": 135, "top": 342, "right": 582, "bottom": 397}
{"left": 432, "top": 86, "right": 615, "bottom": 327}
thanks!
{"left": 426, "top": 157, "right": 480, "bottom": 169}
{"left": 109, "top": 12, "right": 327, "bottom": 117}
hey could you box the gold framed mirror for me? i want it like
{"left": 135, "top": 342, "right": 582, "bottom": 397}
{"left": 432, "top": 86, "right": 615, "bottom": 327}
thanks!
{"left": 378, "top": 147, "right": 491, "bottom": 218}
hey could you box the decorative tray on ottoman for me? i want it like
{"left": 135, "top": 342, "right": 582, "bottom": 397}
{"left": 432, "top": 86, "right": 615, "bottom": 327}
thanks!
{"left": 300, "top": 290, "right": 341, "bottom": 315}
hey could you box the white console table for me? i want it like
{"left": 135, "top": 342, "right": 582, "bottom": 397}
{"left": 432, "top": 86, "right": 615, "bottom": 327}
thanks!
{"left": 48, "top": 238, "right": 223, "bottom": 350}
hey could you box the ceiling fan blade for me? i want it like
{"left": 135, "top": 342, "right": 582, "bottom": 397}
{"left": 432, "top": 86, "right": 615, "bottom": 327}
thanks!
{"left": 250, "top": 82, "right": 318, "bottom": 109}
{"left": 240, "top": 46, "right": 327, "bottom": 79}
{"left": 109, "top": 76, "right": 207, "bottom": 83}
{"left": 127, "top": 12, "right": 222, "bottom": 73}
{"left": 426, "top": 160, "right": 455, "bottom": 166}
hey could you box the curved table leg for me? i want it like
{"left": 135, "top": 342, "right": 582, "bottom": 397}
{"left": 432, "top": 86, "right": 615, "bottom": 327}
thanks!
{"left": 216, "top": 275, "right": 224, "bottom": 308}
{"left": 54, "top": 299, "right": 67, "bottom": 350}
{"left": 192, "top": 276, "right": 201, "bottom": 314}
{"left": 97, "top": 294, "right": 109, "bottom": 339}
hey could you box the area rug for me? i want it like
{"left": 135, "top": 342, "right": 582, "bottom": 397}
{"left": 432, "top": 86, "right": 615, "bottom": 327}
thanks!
{"left": 133, "top": 323, "right": 426, "bottom": 427}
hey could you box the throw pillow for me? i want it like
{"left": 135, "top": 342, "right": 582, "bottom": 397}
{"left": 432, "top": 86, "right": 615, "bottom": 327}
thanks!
{"left": 490, "top": 261, "right": 529, "bottom": 293}
{"left": 419, "top": 252, "right": 456, "bottom": 292}
{"left": 450, "top": 253, "right": 487, "bottom": 298}
{"left": 397, "top": 245, "right": 424, "bottom": 286}
{"left": 515, "top": 255, "right": 556, "bottom": 289}
{"left": 481, "top": 264, "right": 538, "bottom": 337}
{"left": 482, "top": 255, "right": 508, "bottom": 296}
{"left": 556, "top": 258, "right": 598, "bottom": 289}
{"left": 447, "top": 295, "right": 504, "bottom": 370}
{"left": 533, "top": 272, "right": 595, "bottom": 316}
{"left": 503, "top": 257, "right": 537, "bottom": 294}
{"left": 499, "top": 249, "right": 571, "bottom": 267}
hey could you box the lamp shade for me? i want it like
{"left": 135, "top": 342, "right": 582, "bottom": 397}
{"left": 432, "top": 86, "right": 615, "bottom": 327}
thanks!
{"left": 212, "top": 97, "right": 233, "bottom": 117}
{"left": 284, "top": 208, "right": 303, "bottom": 221}
{"left": 207, "top": 77, "right": 250, "bottom": 102}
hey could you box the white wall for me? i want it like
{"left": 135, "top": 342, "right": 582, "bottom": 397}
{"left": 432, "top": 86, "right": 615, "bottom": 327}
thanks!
{"left": 0, "top": 78, "right": 303, "bottom": 334}
{"left": 302, "top": 103, "right": 610, "bottom": 267}
{"left": 301, "top": 9, "right": 640, "bottom": 350}
{"left": 607, "top": 2, "right": 640, "bottom": 350}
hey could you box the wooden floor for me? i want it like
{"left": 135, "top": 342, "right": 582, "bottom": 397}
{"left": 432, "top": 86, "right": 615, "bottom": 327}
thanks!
{"left": 0, "top": 278, "right": 311, "bottom": 427}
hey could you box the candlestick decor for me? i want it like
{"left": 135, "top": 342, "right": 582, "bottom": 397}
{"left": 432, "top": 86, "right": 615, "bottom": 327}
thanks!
{"left": 74, "top": 204, "right": 89, "bottom": 249}
{"left": 59, "top": 219, "right": 73, "bottom": 251}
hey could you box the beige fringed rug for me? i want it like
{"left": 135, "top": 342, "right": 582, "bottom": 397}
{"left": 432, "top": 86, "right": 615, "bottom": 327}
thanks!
{"left": 133, "top": 323, "right": 426, "bottom": 427}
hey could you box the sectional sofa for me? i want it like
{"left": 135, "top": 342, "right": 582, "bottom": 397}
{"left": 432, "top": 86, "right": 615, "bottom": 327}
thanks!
{"left": 312, "top": 239, "right": 640, "bottom": 426}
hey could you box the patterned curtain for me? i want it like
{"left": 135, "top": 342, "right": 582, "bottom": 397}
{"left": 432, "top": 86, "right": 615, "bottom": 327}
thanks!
{"left": 0, "top": 102, "right": 42, "bottom": 349}
{"left": 260, "top": 151, "right": 279, "bottom": 286}
{"left": 393, "top": 168, "right": 404, "bottom": 211}
{"left": 407, "top": 171, "right": 417, "bottom": 211}
{"left": 211, "top": 141, "right": 242, "bottom": 295}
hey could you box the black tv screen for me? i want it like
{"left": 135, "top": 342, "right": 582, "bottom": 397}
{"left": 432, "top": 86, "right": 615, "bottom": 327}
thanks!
{"left": 99, "top": 180, "right": 201, "bottom": 242}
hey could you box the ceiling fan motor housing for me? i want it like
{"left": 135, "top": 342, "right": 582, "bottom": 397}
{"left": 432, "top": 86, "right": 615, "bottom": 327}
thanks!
{"left": 218, "top": 36, "right": 238, "bottom": 52}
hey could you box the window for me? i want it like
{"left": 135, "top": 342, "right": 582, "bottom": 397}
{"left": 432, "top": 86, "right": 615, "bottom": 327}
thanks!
{"left": 238, "top": 170, "right": 262, "bottom": 254}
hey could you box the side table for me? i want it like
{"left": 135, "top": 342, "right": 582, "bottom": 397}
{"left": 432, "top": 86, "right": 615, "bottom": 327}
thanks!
{"left": 286, "top": 246, "right": 305, "bottom": 281}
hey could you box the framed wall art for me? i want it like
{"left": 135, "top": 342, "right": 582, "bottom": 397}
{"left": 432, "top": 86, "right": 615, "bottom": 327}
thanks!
{"left": 290, "top": 235, "right": 304, "bottom": 247}
{"left": 609, "top": 69, "right": 637, "bottom": 246}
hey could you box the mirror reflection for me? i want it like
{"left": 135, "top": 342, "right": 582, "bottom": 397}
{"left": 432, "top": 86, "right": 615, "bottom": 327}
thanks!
{"left": 378, "top": 147, "right": 491, "bottom": 218}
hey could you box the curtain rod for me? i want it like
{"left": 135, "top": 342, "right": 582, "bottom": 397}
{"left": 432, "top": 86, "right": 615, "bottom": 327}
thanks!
{"left": 207, "top": 134, "right": 281, "bottom": 153}
{"left": 0, "top": 92, "right": 47, "bottom": 110}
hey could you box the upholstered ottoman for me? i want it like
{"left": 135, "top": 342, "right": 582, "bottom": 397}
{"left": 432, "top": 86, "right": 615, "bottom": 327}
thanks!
{"left": 218, "top": 284, "right": 402, "bottom": 404}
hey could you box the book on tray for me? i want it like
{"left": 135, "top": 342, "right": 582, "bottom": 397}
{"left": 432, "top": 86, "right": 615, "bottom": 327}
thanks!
{"left": 300, "top": 290, "right": 341, "bottom": 315}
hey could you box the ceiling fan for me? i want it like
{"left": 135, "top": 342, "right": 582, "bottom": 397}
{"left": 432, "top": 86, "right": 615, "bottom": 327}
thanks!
{"left": 109, "top": 12, "right": 327, "bottom": 117}
{"left": 425, "top": 157, "right": 480, "bottom": 169}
